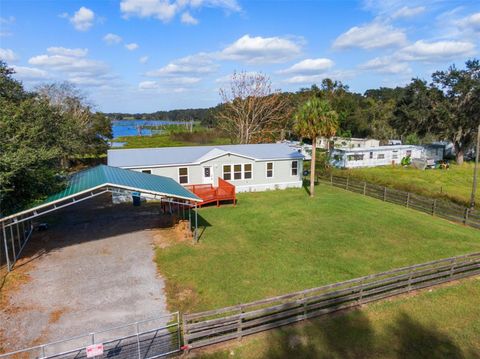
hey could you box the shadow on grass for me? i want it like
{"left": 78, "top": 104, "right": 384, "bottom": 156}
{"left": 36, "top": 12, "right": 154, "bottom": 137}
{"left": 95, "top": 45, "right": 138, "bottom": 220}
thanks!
{"left": 195, "top": 212, "right": 212, "bottom": 243}
{"left": 261, "top": 309, "right": 472, "bottom": 359}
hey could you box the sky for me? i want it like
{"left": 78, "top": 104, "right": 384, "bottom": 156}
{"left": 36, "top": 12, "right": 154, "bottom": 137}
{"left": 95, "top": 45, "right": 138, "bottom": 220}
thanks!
{"left": 1, "top": 0, "right": 479, "bottom": 113}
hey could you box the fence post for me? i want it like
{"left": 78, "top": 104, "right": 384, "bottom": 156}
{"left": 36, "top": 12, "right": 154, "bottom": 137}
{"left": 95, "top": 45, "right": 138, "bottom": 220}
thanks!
{"left": 182, "top": 313, "right": 189, "bottom": 353}
{"left": 330, "top": 173, "right": 333, "bottom": 185}
{"left": 464, "top": 208, "right": 469, "bottom": 224}
{"left": 346, "top": 177, "right": 349, "bottom": 190}
{"left": 383, "top": 187, "right": 387, "bottom": 201}
{"left": 302, "top": 294, "right": 308, "bottom": 320}
{"left": 237, "top": 306, "right": 243, "bottom": 340}
{"left": 450, "top": 258, "right": 456, "bottom": 278}
{"left": 432, "top": 199, "right": 437, "bottom": 216}
{"left": 363, "top": 182, "right": 367, "bottom": 195}
{"left": 406, "top": 193, "right": 410, "bottom": 208}
{"left": 407, "top": 269, "right": 413, "bottom": 292}
{"left": 136, "top": 322, "right": 142, "bottom": 359}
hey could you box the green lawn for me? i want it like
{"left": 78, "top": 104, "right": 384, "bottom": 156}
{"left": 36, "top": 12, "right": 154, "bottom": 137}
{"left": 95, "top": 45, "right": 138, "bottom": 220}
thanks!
{"left": 331, "top": 162, "right": 476, "bottom": 206}
{"left": 114, "top": 131, "right": 231, "bottom": 149}
{"left": 155, "top": 184, "right": 480, "bottom": 313}
{"left": 198, "top": 277, "right": 480, "bottom": 359}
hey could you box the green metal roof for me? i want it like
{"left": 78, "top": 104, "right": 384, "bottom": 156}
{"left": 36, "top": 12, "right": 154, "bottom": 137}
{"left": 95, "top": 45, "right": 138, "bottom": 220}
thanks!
{"left": 45, "top": 164, "right": 200, "bottom": 203}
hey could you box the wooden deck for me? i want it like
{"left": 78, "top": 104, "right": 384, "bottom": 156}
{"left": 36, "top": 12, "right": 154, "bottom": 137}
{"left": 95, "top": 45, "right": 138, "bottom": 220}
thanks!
{"left": 186, "top": 178, "right": 236, "bottom": 207}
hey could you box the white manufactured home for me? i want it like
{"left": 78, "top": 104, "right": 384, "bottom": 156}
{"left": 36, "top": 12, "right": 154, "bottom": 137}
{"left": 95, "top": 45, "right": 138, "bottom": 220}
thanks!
{"left": 107, "top": 143, "right": 304, "bottom": 192}
{"left": 330, "top": 145, "right": 425, "bottom": 169}
{"left": 317, "top": 137, "right": 380, "bottom": 149}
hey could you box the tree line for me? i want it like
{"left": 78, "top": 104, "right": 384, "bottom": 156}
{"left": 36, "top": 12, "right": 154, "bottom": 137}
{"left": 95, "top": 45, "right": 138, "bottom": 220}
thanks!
{"left": 0, "top": 61, "right": 112, "bottom": 216}
{"left": 1, "top": 59, "right": 478, "bottom": 214}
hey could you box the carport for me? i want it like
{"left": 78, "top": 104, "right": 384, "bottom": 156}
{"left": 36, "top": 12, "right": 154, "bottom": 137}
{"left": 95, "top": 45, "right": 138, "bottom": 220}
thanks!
{"left": 0, "top": 164, "right": 201, "bottom": 272}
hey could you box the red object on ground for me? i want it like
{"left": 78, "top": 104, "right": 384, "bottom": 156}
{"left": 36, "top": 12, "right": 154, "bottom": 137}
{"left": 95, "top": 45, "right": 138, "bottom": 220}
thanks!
{"left": 186, "top": 178, "right": 236, "bottom": 207}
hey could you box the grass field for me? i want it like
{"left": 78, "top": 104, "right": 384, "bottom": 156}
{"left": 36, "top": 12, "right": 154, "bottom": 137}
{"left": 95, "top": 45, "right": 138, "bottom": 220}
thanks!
{"left": 114, "top": 129, "right": 231, "bottom": 149}
{"left": 197, "top": 277, "right": 480, "bottom": 358}
{"left": 155, "top": 183, "right": 480, "bottom": 313}
{"left": 331, "top": 162, "right": 476, "bottom": 206}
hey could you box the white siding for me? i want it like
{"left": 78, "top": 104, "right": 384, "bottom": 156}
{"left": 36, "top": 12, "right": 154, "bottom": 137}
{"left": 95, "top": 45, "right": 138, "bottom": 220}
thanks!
{"left": 127, "top": 153, "right": 303, "bottom": 192}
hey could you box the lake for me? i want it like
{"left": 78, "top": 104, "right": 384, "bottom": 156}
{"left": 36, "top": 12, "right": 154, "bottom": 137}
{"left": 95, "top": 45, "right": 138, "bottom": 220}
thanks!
{"left": 112, "top": 119, "right": 178, "bottom": 138}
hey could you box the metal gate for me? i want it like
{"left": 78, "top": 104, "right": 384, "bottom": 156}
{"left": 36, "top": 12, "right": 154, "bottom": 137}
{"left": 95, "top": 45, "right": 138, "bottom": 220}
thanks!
{"left": 0, "top": 312, "right": 181, "bottom": 359}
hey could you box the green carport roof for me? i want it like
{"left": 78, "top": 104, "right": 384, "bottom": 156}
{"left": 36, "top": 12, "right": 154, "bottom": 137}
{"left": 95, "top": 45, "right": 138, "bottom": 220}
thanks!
{"left": 46, "top": 164, "right": 200, "bottom": 203}
{"left": 1, "top": 165, "right": 200, "bottom": 223}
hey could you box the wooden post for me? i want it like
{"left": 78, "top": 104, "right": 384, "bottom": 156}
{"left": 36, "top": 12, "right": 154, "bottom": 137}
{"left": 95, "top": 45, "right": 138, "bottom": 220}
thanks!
{"left": 432, "top": 199, "right": 437, "bottom": 216}
{"left": 330, "top": 173, "right": 333, "bottom": 185}
{"left": 237, "top": 306, "right": 243, "bottom": 340}
{"left": 182, "top": 313, "right": 190, "bottom": 353}
{"left": 383, "top": 187, "right": 387, "bottom": 201}
{"left": 346, "top": 177, "right": 349, "bottom": 190}
{"left": 363, "top": 182, "right": 367, "bottom": 195}
{"left": 464, "top": 208, "right": 469, "bottom": 225}
{"left": 406, "top": 193, "right": 410, "bottom": 208}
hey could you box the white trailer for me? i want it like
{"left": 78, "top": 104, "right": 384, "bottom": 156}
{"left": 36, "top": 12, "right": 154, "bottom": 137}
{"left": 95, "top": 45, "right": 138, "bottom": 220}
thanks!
{"left": 330, "top": 145, "right": 425, "bottom": 169}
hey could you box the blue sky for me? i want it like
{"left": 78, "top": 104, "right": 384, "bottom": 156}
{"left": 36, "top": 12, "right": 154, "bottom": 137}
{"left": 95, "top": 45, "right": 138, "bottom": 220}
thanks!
{"left": 1, "top": 0, "right": 479, "bottom": 112}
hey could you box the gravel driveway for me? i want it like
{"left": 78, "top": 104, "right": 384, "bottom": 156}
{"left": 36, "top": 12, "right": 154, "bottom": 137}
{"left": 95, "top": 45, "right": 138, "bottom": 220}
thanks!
{"left": 0, "top": 196, "right": 171, "bottom": 352}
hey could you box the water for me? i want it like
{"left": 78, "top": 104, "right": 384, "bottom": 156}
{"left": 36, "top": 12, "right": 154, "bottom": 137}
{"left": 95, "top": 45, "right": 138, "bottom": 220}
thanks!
{"left": 112, "top": 119, "right": 178, "bottom": 139}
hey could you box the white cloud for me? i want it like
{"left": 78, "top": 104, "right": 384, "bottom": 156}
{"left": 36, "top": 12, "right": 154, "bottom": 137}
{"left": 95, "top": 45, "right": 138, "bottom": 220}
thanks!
{"left": 398, "top": 40, "right": 476, "bottom": 61}
{"left": 125, "top": 43, "right": 139, "bottom": 51}
{"left": 0, "top": 48, "right": 18, "bottom": 62}
{"left": 457, "top": 12, "right": 480, "bottom": 32}
{"left": 139, "top": 81, "right": 159, "bottom": 90}
{"left": 220, "top": 34, "right": 303, "bottom": 64}
{"left": 47, "top": 47, "right": 88, "bottom": 57}
{"left": 104, "top": 33, "right": 123, "bottom": 45}
{"left": 333, "top": 22, "right": 406, "bottom": 50}
{"left": 69, "top": 6, "right": 95, "bottom": 31}
{"left": 360, "top": 56, "right": 411, "bottom": 74}
{"left": 146, "top": 53, "right": 218, "bottom": 77}
{"left": 0, "top": 16, "right": 15, "bottom": 24}
{"left": 11, "top": 65, "right": 49, "bottom": 80}
{"left": 120, "top": 0, "right": 240, "bottom": 23}
{"left": 139, "top": 55, "right": 149, "bottom": 64}
{"left": 28, "top": 49, "right": 109, "bottom": 79}
{"left": 279, "top": 58, "right": 334, "bottom": 75}
{"left": 392, "top": 6, "right": 426, "bottom": 19}
{"left": 181, "top": 12, "right": 198, "bottom": 25}
{"left": 285, "top": 70, "right": 356, "bottom": 84}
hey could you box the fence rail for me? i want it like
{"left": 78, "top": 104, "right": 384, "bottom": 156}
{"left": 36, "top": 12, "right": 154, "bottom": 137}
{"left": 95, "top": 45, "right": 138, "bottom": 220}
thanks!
{"left": 182, "top": 252, "right": 480, "bottom": 350}
{"left": 318, "top": 174, "right": 480, "bottom": 229}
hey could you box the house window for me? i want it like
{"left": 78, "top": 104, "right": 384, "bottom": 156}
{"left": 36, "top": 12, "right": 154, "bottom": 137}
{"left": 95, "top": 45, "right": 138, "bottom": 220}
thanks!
{"left": 142, "top": 170, "right": 151, "bottom": 174}
{"left": 392, "top": 151, "right": 398, "bottom": 159}
{"left": 179, "top": 168, "right": 188, "bottom": 184}
{"left": 234, "top": 164, "right": 242, "bottom": 180}
{"left": 347, "top": 154, "right": 364, "bottom": 161}
{"left": 377, "top": 154, "right": 385, "bottom": 159}
{"left": 291, "top": 161, "right": 298, "bottom": 176}
{"left": 369, "top": 152, "right": 373, "bottom": 159}
{"left": 244, "top": 164, "right": 252, "bottom": 179}
{"left": 223, "top": 165, "right": 232, "bottom": 180}
{"left": 406, "top": 150, "right": 412, "bottom": 156}
{"left": 266, "top": 162, "right": 274, "bottom": 178}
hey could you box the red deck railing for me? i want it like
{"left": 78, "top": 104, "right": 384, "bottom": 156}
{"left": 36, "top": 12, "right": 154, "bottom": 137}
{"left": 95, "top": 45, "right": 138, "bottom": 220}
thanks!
{"left": 186, "top": 178, "right": 236, "bottom": 207}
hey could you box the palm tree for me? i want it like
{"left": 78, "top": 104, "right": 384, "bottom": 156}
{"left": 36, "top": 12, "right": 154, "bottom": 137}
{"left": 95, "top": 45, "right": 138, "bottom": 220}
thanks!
{"left": 295, "top": 97, "right": 338, "bottom": 197}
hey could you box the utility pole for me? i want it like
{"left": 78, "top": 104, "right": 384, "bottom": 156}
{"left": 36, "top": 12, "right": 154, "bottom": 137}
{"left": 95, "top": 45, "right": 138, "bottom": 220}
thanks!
{"left": 470, "top": 124, "right": 480, "bottom": 209}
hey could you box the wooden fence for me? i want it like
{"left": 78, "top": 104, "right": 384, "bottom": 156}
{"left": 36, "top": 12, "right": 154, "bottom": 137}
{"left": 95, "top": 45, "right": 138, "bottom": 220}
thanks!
{"left": 182, "top": 252, "right": 480, "bottom": 350}
{"left": 318, "top": 174, "right": 480, "bottom": 229}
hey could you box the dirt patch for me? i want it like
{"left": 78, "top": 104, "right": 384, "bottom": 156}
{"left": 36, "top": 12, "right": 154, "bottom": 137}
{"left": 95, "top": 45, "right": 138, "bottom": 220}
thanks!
{"left": 152, "top": 220, "right": 193, "bottom": 249}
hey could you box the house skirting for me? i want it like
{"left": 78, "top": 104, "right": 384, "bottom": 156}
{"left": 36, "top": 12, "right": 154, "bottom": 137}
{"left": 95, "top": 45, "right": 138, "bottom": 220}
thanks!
{"left": 235, "top": 181, "right": 302, "bottom": 193}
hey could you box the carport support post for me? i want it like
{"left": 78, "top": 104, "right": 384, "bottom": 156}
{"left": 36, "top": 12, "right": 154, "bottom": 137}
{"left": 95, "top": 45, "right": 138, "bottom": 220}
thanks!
{"left": 194, "top": 203, "right": 198, "bottom": 243}
{"left": 2, "top": 223, "right": 11, "bottom": 272}
{"left": 10, "top": 225, "right": 16, "bottom": 261}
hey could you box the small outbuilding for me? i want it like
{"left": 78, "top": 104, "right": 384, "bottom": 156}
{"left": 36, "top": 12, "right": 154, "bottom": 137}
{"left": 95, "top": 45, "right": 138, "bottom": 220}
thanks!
{"left": 108, "top": 143, "right": 305, "bottom": 193}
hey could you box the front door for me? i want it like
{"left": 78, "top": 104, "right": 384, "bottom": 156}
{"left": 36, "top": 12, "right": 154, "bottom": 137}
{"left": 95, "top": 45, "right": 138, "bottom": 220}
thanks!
{"left": 203, "top": 166, "right": 214, "bottom": 184}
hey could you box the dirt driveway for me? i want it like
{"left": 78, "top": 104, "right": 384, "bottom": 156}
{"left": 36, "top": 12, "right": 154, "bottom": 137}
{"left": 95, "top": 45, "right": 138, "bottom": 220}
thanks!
{"left": 0, "top": 196, "right": 171, "bottom": 352}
